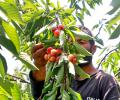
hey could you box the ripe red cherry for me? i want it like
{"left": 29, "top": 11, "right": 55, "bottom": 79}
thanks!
{"left": 47, "top": 47, "right": 53, "bottom": 54}
{"left": 44, "top": 54, "right": 48, "bottom": 61}
{"left": 50, "top": 49, "right": 57, "bottom": 56}
{"left": 53, "top": 29, "right": 60, "bottom": 37}
{"left": 52, "top": 27, "right": 58, "bottom": 33}
{"left": 49, "top": 56, "right": 56, "bottom": 62}
{"left": 57, "top": 25, "right": 64, "bottom": 30}
{"left": 68, "top": 54, "right": 77, "bottom": 64}
{"left": 56, "top": 49, "right": 62, "bottom": 55}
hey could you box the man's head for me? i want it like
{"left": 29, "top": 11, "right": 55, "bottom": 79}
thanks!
{"left": 77, "top": 25, "right": 96, "bottom": 67}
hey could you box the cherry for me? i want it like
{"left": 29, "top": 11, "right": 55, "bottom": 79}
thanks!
{"left": 56, "top": 49, "right": 62, "bottom": 55}
{"left": 50, "top": 49, "right": 57, "bottom": 56}
{"left": 47, "top": 47, "right": 53, "bottom": 54}
{"left": 49, "top": 56, "right": 56, "bottom": 62}
{"left": 57, "top": 25, "right": 64, "bottom": 30}
{"left": 68, "top": 54, "right": 77, "bottom": 64}
{"left": 44, "top": 54, "right": 48, "bottom": 61}
{"left": 53, "top": 29, "right": 60, "bottom": 37}
{"left": 52, "top": 27, "right": 58, "bottom": 33}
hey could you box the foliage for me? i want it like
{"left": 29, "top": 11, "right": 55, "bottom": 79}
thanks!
{"left": 0, "top": 0, "right": 120, "bottom": 99}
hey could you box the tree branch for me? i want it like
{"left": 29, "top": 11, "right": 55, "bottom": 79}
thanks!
{"left": 95, "top": 24, "right": 103, "bottom": 37}
{"left": 7, "top": 74, "right": 30, "bottom": 84}
{"left": 97, "top": 48, "right": 118, "bottom": 69}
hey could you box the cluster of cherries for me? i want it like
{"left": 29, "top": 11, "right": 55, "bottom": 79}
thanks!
{"left": 44, "top": 47, "right": 62, "bottom": 62}
{"left": 44, "top": 47, "right": 77, "bottom": 64}
{"left": 52, "top": 24, "right": 64, "bottom": 37}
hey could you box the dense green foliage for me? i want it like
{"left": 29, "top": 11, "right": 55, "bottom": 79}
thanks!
{"left": 0, "top": 0, "right": 120, "bottom": 99}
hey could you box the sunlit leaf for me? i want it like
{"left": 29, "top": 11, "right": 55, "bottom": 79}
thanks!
{"left": 17, "top": 54, "right": 38, "bottom": 70}
{"left": 109, "top": 24, "right": 120, "bottom": 39}
{"left": 0, "top": 54, "right": 7, "bottom": 78}
{"left": 72, "top": 30, "right": 93, "bottom": 41}
{"left": 75, "top": 65, "right": 90, "bottom": 78}
{"left": 0, "top": 36, "right": 18, "bottom": 55}
{"left": 0, "top": 57, "right": 5, "bottom": 78}
{"left": 0, "top": 2, "right": 24, "bottom": 25}
{"left": 73, "top": 42, "right": 92, "bottom": 56}
{"left": 11, "top": 83, "right": 21, "bottom": 100}
{"left": 107, "top": 0, "right": 120, "bottom": 15}
{"left": 2, "top": 21, "right": 20, "bottom": 53}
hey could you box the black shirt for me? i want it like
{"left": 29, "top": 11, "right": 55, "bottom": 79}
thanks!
{"left": 29, "top": 70, "right": 120, "bottom": 100}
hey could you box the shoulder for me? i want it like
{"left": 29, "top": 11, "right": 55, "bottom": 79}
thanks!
{"left": 95, "top": 70, "right": 119, "bottom": 89}
{"left": 96, "top": 70, "right": 118, "bottom": 84}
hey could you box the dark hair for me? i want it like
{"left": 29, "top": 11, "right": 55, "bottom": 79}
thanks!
{"left": 77, "top": 25, "right": 95, "bottom": 46}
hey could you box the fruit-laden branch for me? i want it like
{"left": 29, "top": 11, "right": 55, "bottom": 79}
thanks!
{"left": 7, "top": 74, "right": 30, "bottom": 84}
{"left": 97, "top": 48, "right": 118, "bottom": 69}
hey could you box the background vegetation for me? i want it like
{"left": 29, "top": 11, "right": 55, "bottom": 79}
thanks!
{"left": 0, "top": 0, "right": 120, "bottom": 99}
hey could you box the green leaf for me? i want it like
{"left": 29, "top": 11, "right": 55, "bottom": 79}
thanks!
{"left": 17, "top": 56, "right": 37, "bottom": 70}
{"left": 2, "top": 21, "right": 20, "bottom": 53}
{"left": 75, "top": 65, "right": 90, "bottom": 78}
{"left": 22, "top": 0, "right": 37, "bottom": 11}
{"left": 0, "top": 57, "right": 5, "bottom": 78}
{"left": 55, "top": 64, "right": 64, "bottom": 85}
{"left": 0, "top": 2, "right": 23, "bottom": 25}
{"left": 72, "top": 30, "right": 93, "bottom": 41}
{"left": 42, "top": 82, "right": 53, "bottom": 94}
{"left": 11, "top": 20, "right": 25, "bottom": 35}
{"left": 0, "top": 54, "right": 7, "bottom": 78}
{"left": 11, "top": 83, "right": 21, "bottom": 100}
{"left": 64, "top": 8, "right": 75, "bottom": 14}
{"left": 107, "top": 0, "right": 120, "bottom": 15}
{"left": 68, "top": 87, "right": 82, "bottom": 100}
{"left": 107, "top": 11, "right": 120, "bottom": 28}
{"left": 0, "top": 36, "right": 18, "bottom": 55}
{"left": 94, "top": 36, "right": 104, "bottom": 45}
{"left": 65, "top": 29, "right": 75, "bottom": 42}
{"left": 0, "top": 94, "right": 9, "bottom": 100}
{"left": 62, "top": 90, "right": 70, "bottom": 100}
{"left": 109, "top": 24, "right": 120, "bottom": 39}
{"left": 73, "top": 42, "right": 92, "bottom": 56}
{"left": 43, "top": 87, "right": 58, "bottom": 100}
{"left": 0, "top": 78, "right": 13, "bottom": 98}
{"left": 45, "top": 62, "right": 54, "bottom": 82}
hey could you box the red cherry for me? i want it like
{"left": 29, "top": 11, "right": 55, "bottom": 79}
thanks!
{"left": 56, "top": 49, "right": 62, "bottom": 55}
{"left": 68, "top": 54, "right": 77, "bottom": 64}
{"left": 52, "top": 27, "right": 58, "bottom": 33}
{"left": 50, "top": 49, "right": 57, "bottom": 56}
{"left": 47, "top": 47, "right": 53, "bottom": 54}
{"left": 57, "top": 25, "right": 64, "bottom": 30}
{"left": 53, "top": 29, "right": 60, "bottom": 37}
{"left": 44, "top": 54, "right": 48, "bottom": 61}
{"left": 72, "top": 57, "right": 77, "bottom": 64}
{"left": 49, "top": 56, "right": 56, "bottom": 62}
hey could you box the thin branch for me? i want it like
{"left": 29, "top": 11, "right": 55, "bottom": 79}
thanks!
{"left": 7, "top": 74, "right": 30, "bottom": 84}
{"left": 97, "top": 48, "right": 118, "bottom": 69}
{"left": 95, "top": 24, "right": 103, "bottom": 37}
{"left": 115, "top": 70, "right": 120, "bottom": 77}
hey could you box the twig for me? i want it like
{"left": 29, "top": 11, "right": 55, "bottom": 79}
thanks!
{"left": 95, "top": 24, "right": 103, "bottom": 37}
{"left": 97, "top": 48, "right": 118, "bottom": 69}
{"left": 7, "top": 74, "right": 30, "bottom": 84}
{"left": 115, "top": 71, "right": 120, "bottom": 77}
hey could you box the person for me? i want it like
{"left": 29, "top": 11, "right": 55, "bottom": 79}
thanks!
{"left": 29, "top": 25, "right": 120, "bottom": 100}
